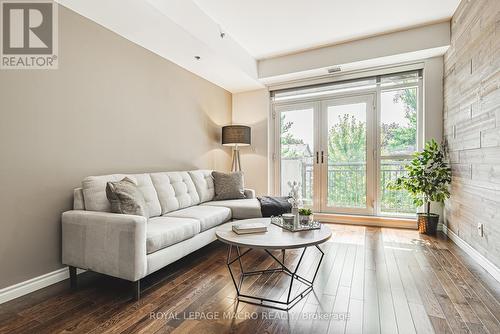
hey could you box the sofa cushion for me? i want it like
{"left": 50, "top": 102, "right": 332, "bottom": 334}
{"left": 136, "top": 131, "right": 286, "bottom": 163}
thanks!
{"left": 150, "top": 172, "right": 200, "bottom": 214}
{"left": 188, "top": 170, "right": 214, "bottom": 203}
{"left": 201, "top": 199, "right": 262, "bottom": 220}
{"left": 106, "top": 177, "right": 149, "bottom": 218}
{"left": 82, "top": 174, "right": 162, "bottom": 217}
{"left": 165, "top": 206, "right": 231, "bottom": 232}
{"left": 146, "top": 217, "right": 201, "bottom": 254}
{"left": 212, "top": 171, "right": 246, "bottom": 200}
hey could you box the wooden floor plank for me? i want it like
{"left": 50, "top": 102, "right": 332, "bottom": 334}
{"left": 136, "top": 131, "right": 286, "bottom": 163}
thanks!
{"left": 423, "top": 238, "right": 490, "bottom": 334}
{"left": 375, "top": 229, "right": 399, "bottom": 334}
{"left": 394, "top": 245, "right": 437, "bottom": 334}
{"left": 437, "top": 247, "right": 500, "bottom": 324}
{"left": 327, "top": 286, "right": 351, "bottom": 334}
{"left": 408, "top": 302, "right": 436, "bottom": 334}
{"left": 413, "top": 240, "right": 472, "bottom": 334}
{"left": 385, "top": 246, "right": 417, "bottom": 334}
{"left": 345, "top": 298, "right": 363, "bottom": 334}
{"left": 363, "top": 228, "right": 381, "bottom": 334}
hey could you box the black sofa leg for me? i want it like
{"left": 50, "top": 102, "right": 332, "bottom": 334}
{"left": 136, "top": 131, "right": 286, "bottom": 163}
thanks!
{"left": 69, "top": 266, "right": 77, "bottom": 290}
{"left": 133, "top": 280, "right": 141, "bottom": 301}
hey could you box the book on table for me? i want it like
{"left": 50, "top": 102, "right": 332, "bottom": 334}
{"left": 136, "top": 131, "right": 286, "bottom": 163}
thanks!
{"left": 232, "top": 222, "right": 267, "bottom": 234}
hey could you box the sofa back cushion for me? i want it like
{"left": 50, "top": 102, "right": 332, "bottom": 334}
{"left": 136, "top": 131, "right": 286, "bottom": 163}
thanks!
{"left": 82, "top": 173, "right": 162, "bottom": 217}
{"left": 106, "top": 177, "right": 149, "bottom": 218}
{"left": 188, "top": 170, "right": 214, "bottom": 203}
{"left": 150, "top": 172, "right": 200, "bottom": 214}
{"left": 212, "top": 171, "right": 246, "bottom": 200}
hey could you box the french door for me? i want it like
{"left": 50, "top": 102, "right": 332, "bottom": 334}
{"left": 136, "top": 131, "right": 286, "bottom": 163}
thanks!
{"left": 320, "top": 95, "right": 375, "bottom": 214}
{"left": 276, "top": 93, "right": 375, "bottom": 215}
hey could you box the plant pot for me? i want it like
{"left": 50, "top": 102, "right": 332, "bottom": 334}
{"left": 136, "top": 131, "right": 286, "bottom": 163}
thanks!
{"left": 417, "top": 213, "right": 439, "bottom": 235}
{"left": 299, "top": 214, "right": 312, "bottom": 226}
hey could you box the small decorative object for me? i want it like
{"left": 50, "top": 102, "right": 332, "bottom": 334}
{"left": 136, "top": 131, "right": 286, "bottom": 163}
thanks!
{"left": 298, "top": 208, "right": 313, "bottom": 226}
{"left": 281, "top": 213, "right": 295, "bottom": 228}
{"left": 287, "top": 181, "right": 302, "bottom": 206}
{"left": 271, "top": 216, "right": 321, "bottom": 232}
{"left": 388, "top": 139, "right": 451, "bottom": 235}
{"left": 222, "top": 125, "right": 251, "bottom": 172}
{"left": 287, "top": 181, "right": 302, "bottom": 228}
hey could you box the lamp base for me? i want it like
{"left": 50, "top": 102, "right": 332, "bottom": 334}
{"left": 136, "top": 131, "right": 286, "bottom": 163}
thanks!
{"left": 231, "top": 147, "right": 242, "bottom": 172}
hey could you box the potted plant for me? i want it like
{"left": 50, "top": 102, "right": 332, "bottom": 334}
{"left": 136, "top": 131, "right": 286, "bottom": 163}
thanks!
{"left": 388, "top": 139, "right": 451, "bottom": 235}
{"left": 298, "top": 208, "right": 313, "bottom": 226}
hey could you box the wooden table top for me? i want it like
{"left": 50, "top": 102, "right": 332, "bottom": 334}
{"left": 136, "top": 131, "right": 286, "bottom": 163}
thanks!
{"left": 215, "top": 218, "right": 332, "bottom": 249}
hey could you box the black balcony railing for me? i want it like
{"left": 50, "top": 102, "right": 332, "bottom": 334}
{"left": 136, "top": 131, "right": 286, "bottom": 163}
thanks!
{"left": 300, "top": 161, "right": 415, "bottom": 215}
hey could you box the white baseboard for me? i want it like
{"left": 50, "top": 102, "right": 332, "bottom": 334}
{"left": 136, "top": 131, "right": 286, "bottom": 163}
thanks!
{"left": 0, "top": 267, "right": 85, "bottom": 305}
{"left": 443, "top": 225, "right": 500, "bottom": 283}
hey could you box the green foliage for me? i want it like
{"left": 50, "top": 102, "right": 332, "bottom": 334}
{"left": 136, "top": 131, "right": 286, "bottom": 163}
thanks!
{"left": 299, "top": 208, "right": 312, "bottom": 216}
{"left": 328, "top": 114, "right": 366, "bottom": 163}
{"left": 388, "top": 139, "right": 451, "bottom": 214}
{"left": 280, "top": 114, "right": 304, "bottom": 158}
{"left": 381, "top": 88, "right": 417, "bottom": 154}
{"left": 325, "top": 114, "right": 366, "bottom": 207}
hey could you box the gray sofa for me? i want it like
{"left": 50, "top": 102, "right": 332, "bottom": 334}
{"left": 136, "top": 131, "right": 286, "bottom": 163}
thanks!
{"left": 61, "top": 170, "right": 262, "bottom": 299}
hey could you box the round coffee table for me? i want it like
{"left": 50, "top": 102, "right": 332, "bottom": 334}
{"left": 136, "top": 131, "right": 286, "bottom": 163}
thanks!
{"left": 216, "top": 218, "right": 332, "bottom": 310}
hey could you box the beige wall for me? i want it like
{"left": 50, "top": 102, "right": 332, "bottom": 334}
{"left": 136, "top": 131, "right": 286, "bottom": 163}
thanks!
{"left": 0, "top": 7, "right": 232, "bottom": 289}
{"left": 443, "top": 0, "right": 500, "bottom": 268}
{"left": 232, "top": 89, "right": 270, "bottom": 196}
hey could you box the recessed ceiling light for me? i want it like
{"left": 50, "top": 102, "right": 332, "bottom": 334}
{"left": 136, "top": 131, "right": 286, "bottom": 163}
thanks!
{"left": 194, "top": 56, "right": 201, "bottom": 60}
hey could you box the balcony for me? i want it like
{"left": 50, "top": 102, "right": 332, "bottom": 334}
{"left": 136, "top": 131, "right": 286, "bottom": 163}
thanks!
{"left": 283, "top": 160, "right": 415, "bottom": 216}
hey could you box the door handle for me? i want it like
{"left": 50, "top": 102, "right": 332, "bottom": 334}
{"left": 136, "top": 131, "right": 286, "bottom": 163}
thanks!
{"left": 316, "top": 151, "right": 319, "bottom": 164}
{"left": 321, "top": 151, "right": 324, "bottom": 164}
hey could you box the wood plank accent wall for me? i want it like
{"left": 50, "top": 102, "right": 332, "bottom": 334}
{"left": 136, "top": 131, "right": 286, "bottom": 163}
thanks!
{"left": 443, "top": 0, "right": 500, "bottom": 268}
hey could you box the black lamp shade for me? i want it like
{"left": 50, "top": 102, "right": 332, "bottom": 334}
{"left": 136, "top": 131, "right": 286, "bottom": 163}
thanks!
{"left": 222, "top": 125, "right": 251, "bottom": 146}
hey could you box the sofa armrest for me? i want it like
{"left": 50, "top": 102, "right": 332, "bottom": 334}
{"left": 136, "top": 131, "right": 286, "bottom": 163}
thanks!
{"left": 244, "top": 188, "right": 256, "bottom": 199}
{"left": 62, "top": 210, "right": 147, "bottom": 281}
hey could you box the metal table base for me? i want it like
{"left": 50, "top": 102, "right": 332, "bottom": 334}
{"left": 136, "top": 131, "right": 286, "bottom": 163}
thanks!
{"left": 225, "top": 244, "right": 324, "bottom": 311}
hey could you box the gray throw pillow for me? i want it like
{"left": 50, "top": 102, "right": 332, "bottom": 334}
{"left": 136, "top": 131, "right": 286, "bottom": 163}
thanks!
{"left": 212, "top": 171, "right": 246, "bottom": 201}
{"left": 106, "top": 177, "right": 149, "bottom": 218}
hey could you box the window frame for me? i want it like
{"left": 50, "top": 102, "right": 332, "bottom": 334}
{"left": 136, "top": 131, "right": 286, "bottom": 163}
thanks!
{"left": 270, "top": 65, "right": 424, "bottom": 218}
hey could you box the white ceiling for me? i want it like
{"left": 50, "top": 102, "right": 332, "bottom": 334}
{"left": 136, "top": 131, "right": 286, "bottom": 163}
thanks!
{"left": 56, "top": 0, "right": 459, "bottom": 92}
{"left": 194, "top": 0, "right": 460, "bottom": 59}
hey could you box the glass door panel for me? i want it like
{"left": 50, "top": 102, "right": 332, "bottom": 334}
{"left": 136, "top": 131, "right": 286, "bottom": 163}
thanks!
{"left": 320, "top": 95, "right": 374, "bottom": 214}
{"left": 276, "top": 102, "right": 317, "bottom": 207}
{"left": 379, "top": 87, "right": 418, "bottom": 216}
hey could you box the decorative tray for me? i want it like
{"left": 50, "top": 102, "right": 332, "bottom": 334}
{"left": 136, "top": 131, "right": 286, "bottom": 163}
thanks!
{"left": 270, "top": 216, "right": 321, "bottom": 232}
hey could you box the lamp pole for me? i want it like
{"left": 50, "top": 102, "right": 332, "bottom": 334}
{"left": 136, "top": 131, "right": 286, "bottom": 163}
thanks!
{"left": 231, "top": 144, "right": 241, "bottom": 172}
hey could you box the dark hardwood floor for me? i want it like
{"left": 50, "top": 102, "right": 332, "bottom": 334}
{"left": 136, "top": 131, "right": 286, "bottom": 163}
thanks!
{"left": 0, "top": 224, "right": 499, "bottom": 334}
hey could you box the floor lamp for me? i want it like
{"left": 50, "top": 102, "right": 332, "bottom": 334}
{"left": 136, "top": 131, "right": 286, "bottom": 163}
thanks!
{"left": 222, "top": 125, "right": 251, "bottom": 172}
